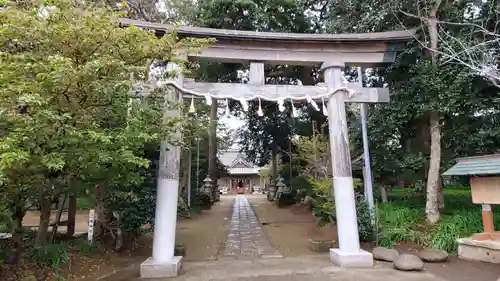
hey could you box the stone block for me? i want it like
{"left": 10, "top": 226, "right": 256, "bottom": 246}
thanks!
{"left": 140, "top": 256, "right": 183, "bottom": 279}
{"left": 458, "top": 237, "right": 500, "bottom": 263}
{"left": 372, "top": 246, "right": 399, "bottom": 262}
{"left": 417, "top": 249, "right": 448, "bottom": 262}
{"left": 308, "top": 238, "right": 336, "bottom": 253}
{"left": 329, "top": 248, "right": 373, "bottom": 268}
{"left": 174, "top": 244, "right": 186, "bottom": 257}
{"left": 393, "top": 254, "right": 424, "bottom": 271}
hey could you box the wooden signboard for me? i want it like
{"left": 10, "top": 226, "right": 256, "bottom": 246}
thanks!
{"left": 470, "top": 177, "right": 500, "bottom": 205}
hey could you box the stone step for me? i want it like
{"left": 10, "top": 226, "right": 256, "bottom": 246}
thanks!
{"left": 98, "top": 255, "right": 447, "bottom": 281}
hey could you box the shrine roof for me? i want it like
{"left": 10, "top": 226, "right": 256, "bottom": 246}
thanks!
{"left": 220, "top": 150, "right": 258, "bottom": 167}
{"left": 219, "top": 150, "right": 260, "bottom": 176}
{"left": 442, "top": 154, "right": 500, "bottom": 176}
{"left": 119, "top": 18, "right": 416, "bottom": 43}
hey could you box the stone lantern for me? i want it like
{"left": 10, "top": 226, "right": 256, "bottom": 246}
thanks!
{"left": 278, "top": 177, "right": 291, "bottom": 194}
{"left": 276, "top": 176, "right": 291, "bottom": 200}
{"left": 267, "top": 177, "right": 277, "bottom": 201}
{"left": 203, "top": 177, "right": 213, "bottom": 203}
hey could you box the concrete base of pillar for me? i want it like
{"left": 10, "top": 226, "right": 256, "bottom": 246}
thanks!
{"left": 140, "top": 256, "right": 183, "bottom": 278}
{"left": 329, "top": 248, "right": 373, "bottom": 268}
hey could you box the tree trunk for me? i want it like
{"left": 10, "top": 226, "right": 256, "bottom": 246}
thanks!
{"left": 379, "top": 186, "right": 388, "bottom": 203}
{"left": 426, "top": 112, "right": 442, "bottom": 223}
{"left": 94, "top": 185, "right": 106, "bottom": 237}
{"left": 9, "top": 202, "right": 25, "bottom": 264}
{"left": 208, "top": 99, "right": 218, "bottom": 200}
{"left": 35, "top": 196, "right": 52, "bottom": 246}
{"left": 425, "top": 0, "right": 443, "bottom": 225}
{"left": 66, "top": 195, "right": 77, "bottom": 238}
{"left": 180, "top": 149, "right": 190, "bottom": 198}
{"left": 49, "top": 195, "right": 67, "bottom": 244}
{"left": 438, "top": 176, "right": 445, "bottom": 209}
{"left": 271, "top": 142, "right": 278, "bottom": 179}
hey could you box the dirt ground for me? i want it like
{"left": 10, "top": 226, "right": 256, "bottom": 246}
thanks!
{"left": 4, "top": 197, "right": 233, "bottom": 281}
{"left": 23, "top": 210, "right": 90, "bottom": 233}
{"left": 85, "top": 197, "right": 232, "bottom": 281}
{"left": 174, "top": 196, "right": 233, "bottom": 261}
{"left": 249, "top": 195, "right": 337, "bottom": 257}
{"left": 248, "top": 195, "right": 500, "bottom": 281}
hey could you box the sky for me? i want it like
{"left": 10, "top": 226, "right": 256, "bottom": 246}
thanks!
{"left": 218, "top": 110, "right": 245, "bottom": 150}
{"left": 220, "top": 114, "right": 245, "bottom": 131}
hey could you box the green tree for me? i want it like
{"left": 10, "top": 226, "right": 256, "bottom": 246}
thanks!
{"left": 322, "top": 0, "right": 500, "bottom": 222}
{"left": 0, "top": 0, "right": 206, "bottom": 261}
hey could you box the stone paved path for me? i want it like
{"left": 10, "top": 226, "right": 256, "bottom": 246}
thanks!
{"left": 220, "top": 195, "right": 282, "bottom": 259}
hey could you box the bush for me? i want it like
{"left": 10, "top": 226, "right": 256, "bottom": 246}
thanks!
{"left": 428, "top": 210, "right": 482, "bottom": 254}
{"left": 192, "top": 193, "right": 212, "bottom": 210}
{"left": 355, "top": 193, "right": 374, "bottom": 241}
{"left": 277, "top": 193, "right": 296, "bottom": 208}
{"left": 308, "top": 177, "right": 335, "bottom": 227}
{"left": 376, "top": 204, "right": 424, "bottom": 248}
{"left": 105, "top": 143, "right": 157, "bottom": 238}
{"left": 374, "top": 187, "right": 488, "bottom": 254}
{"left": 28, "top": 243, "right": 70, "bottom": 268}
{"left": 71, "top": 238, "right": 101, "bottom": 257}
{"left": 177, "top": 197, "right": 191, "bottom": 218}
{"left": 308, "top": 176, "right": 374, "bottom": 241}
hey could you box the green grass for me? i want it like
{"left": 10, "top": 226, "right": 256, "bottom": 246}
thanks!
{"left": 377, "top": 186, "right": 487, "bottom": 254}
{"left": 76, "top": 197, "right": 92, "bottom": 209}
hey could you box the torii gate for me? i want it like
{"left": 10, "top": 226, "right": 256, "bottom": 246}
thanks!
{"left": 120, "top": 19, "right": 414, "bottom": 278}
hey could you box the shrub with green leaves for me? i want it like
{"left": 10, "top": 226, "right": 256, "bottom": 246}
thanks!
{"left": 356, "top": 193, "right": 374, "bottom": 241}
{"left": 277, "top": 193, "right": 297, "bottom": 208}
{"left": 374, "top": 187, "right": 490, "bottom": 253}
{"left": 428, "top": 210, "right": 482, "bottom": 254}
{"left": 28, "top": 243, "right": 70, "bottom": 268}
{"left": 308, "top": 177, "right": 335, "bottom": 227}
{"left": 177, "top": 196, "right": 191, "bottom": 218}
{"left": 71, "top": 238, "right": 101, "bottom": 257}
{"left": 376, "top": 202, "right": 425, "bottom": 248}
{"left": 308, "top": 176, "right": 373, "bottom": 242}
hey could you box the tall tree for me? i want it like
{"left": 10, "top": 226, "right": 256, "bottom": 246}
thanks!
{"left": 321, "top": 0, "right": 500, "bottom": 217}
{"left": 0, "top": 0, "right": 206, "bottom": 257}
{"left": 424, "top": 0, "right": 444, "bottom": 223}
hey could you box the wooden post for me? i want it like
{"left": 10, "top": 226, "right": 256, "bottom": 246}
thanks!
{"left": 321, "top": 61, "right": 373, "bottom": 268}
{"left": 482, "top": 204, "right": 495, "bottom": 233}
{"left": 188, "top": 148, "right": 192, "bottom": 207}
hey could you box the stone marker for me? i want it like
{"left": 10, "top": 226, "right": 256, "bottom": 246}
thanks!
{"left": 373, "top": 246, "right": 400, "bottom": 262}
{"left": 393, "top": 254, "right": 424, "bottom": 271}
{"left": 417, "top": 249, "right": 448, "bottom": 262}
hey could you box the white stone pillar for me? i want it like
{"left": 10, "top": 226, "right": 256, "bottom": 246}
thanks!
{"left": 187, "top": 147, "right": 192, "bottom": 207}
{"left": 141, "top": 62, "right": 184, "bottom": 278}
{"left": 321, "top": 61, "right": 373, "bottom": 268}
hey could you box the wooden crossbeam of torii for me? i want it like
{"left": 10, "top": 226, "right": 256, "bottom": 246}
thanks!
{"left": 136, "top": 78, "right": 388, "bottom": 104}
{"left": 181, "top": 79, "right": 389, "bottom": 103}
